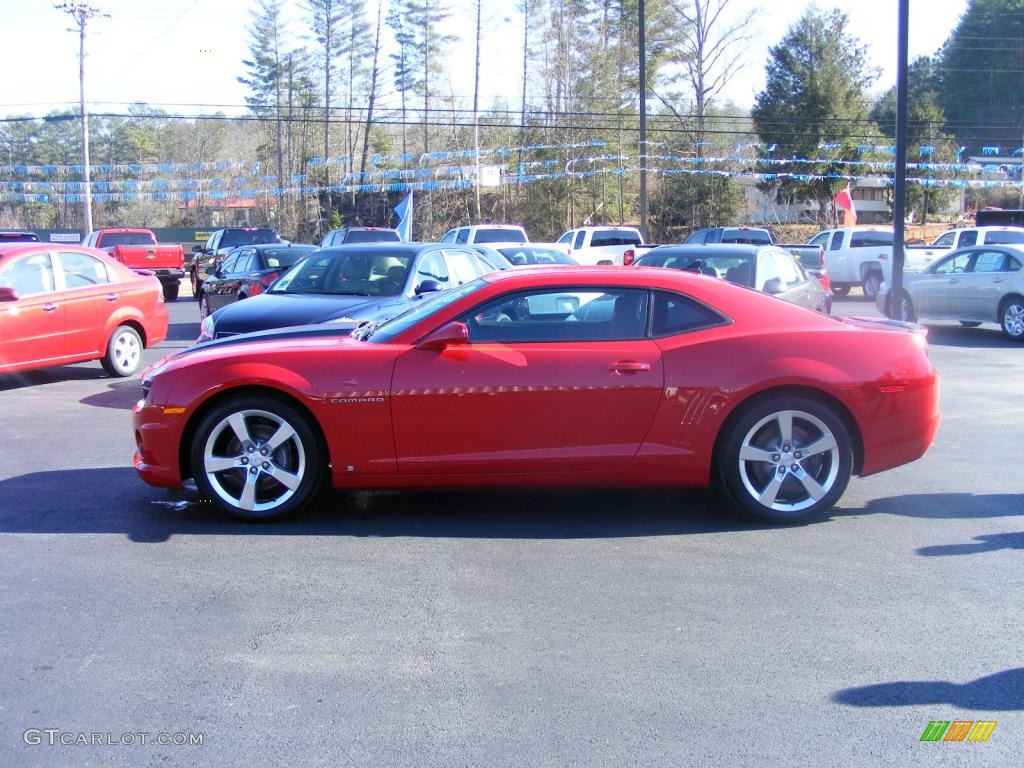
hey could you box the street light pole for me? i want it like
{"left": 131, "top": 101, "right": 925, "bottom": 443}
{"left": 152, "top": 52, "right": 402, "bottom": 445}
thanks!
{"left": 56, "top": 2, "right": 107, "bottom": 239}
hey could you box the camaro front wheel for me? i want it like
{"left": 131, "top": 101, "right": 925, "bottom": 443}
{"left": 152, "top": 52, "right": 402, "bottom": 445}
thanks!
{"left": 190, "top": 396, "right": 323, "bottom": 521}
{"left": 716, "top": 396, "right": 853, "bottom": 523}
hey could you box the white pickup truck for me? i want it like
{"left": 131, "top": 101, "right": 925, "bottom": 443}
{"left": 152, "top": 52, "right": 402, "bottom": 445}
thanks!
{"left": 556, "top": 225, "right": 654, "bottom": 265}
{"left": 807, "top": 227, "right": 895, "bottom": 299}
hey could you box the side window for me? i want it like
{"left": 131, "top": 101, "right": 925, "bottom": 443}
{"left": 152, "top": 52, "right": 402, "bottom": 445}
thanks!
{"left": 444, "top": 250, "right": 483, "bottom": 284}
{"left": 416, "top": 251, "right": 451, "bottom": 289}
{"left": 958, "top": 230, "right": 977, "bottom": 247}
{"left": 1007, "top": 256, "right": 1022, "bottom": 272}
{"left": 970, "top": 251, "right": 1006, "bottom": 273}
{"left": 933, "top": 252, "right": 972, "bottom": 274}
{"left": 932, "top": 231, "right": 955, "bottom": 248}
{"left": 651, "top": 290, "right": 725, "bottom": 336}
{"left": 0, "top": 252, "right": 56, "bottom": 297}
{"left": 772, "top": 252, "right": 803, "bottom": 287}
{"left": 218, "top": 255, "right": 239, "bottom": 274}
{"left": 59, "top": 251, "right": 111, "bottom": 288}
{"left": 688, "top": 230, "right": 706, "bottom": 244}
{"left": 985, "top": 230, "right": 1024, "bottom": 244}
{"left": 557, "top": 231, "right": 573, "bottom": 244}
{"left": 574, "top": 231, "right": 586, "bottom": 250}
{"left": 83, "top": 232, "right": 97, "bottom": 247}
{"left": 808, "top": 232, "right": 829, "bottom": 248}
{"left": 705, "top": 229, "right": 722, "bottom": 244}
{"left": 462, "top": 288, "right": 648, "bottom": 343}
{"left": 439, "top": 229, "right": 456, "bottom": 244}
{"left": 455, "top": 228, "right": 470, "bottom": 244}
{"left": 208, "top": 232, "right": 221, "bottom": 252}
{"left": 829, "top": 232, "right": 844, "bottom": 251}
{"left": 233, "top": 253, "right": 254, "bottom": 273}
{"left": 757, "top": 252, "right": 782, "bottom": 290}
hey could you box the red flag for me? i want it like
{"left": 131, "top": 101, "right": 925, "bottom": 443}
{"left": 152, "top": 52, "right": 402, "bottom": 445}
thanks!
{"left": 834, "top": 186, "right": 857, "bottom": 226}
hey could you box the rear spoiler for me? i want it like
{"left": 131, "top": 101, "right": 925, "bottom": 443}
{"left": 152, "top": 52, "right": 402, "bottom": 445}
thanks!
{"left": 843, "top": 315, "right": 928, "bottom": 335}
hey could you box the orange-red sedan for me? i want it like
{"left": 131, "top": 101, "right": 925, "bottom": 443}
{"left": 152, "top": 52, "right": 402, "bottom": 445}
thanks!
{"left": 134, "top": 267, "right": 939, "bottom": 524}
{"left": 0, "top": 243, "right": 168, "bottom": 377}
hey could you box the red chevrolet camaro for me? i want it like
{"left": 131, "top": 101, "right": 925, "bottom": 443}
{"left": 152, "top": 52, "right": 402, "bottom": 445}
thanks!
{"left": 133, "top": 267, "right": 939, "bottom": 523}
{"left": 1, "top": 243, "right": 169, "bottom": 377}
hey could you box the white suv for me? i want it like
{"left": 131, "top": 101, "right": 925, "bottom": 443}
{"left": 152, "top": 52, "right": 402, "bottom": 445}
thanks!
{"left": 440, "top": 224, "right": 529, "bottom": 245}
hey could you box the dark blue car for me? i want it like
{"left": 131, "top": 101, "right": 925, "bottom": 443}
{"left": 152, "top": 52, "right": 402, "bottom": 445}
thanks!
{"left": 197, "top": 243, "right": 510, "bottom": 342}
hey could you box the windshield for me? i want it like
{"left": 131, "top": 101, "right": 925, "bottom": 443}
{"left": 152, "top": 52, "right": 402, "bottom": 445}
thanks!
{"left": 102, "top": 232, "right": 155, "bottom": 247}
{"left": 637, "top": 248, "right": 754, "bottom": 284}
{"left": 259, "top": 246, "right": 317, "bottom": 269}
{"left": 344, "top": 229, "right": 401, "bottom": 243}
{"left": 365, "top": 280, "right": 486, "bottom": 343}
{"left": 221, "top": 228, "right": 281, "bottom": 248}
{"left": 497, "top": 246, "right": 575, "bottom": 265}
{"left": 473, "top": 228, "right": 528, "bottom": 243}
{"left": 270, "top": 251, "right": 412, "bottom": 296}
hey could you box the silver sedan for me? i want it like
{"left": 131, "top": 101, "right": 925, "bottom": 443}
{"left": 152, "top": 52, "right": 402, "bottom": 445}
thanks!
{"left": 877, "top": 244, "right": 1024, "bottom": 340}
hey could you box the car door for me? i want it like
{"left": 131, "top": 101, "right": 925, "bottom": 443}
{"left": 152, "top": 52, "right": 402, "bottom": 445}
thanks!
{"left": 54, "top": 250, "right": 117, "bottom": 357}
{"left": 205, "top": 253, "right": 239, "bottom": 312}
{"left": 915, "top": 250, "right": 973, "bottom": 316}
{"left": 958, "top": 249, "right": 1012, "bottom": 318}
{"left": 411, "top": 250, "right": 453, "bottom": 295}
{"left": 389, "top": 287, "right": 664, "bottom": 475}
{"left": 0, "top": 251, "right": 66, "bottom": 371}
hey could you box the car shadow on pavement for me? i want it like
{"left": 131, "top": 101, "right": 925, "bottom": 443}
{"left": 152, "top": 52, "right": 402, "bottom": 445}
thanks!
{"left": 78, "top": 379, "right": 144, "bottom": 410}
{"left": 0, "top": 365, "right": 108, "bottom": 392}
{"left": 833, "top": 667, "right": 1024, "bottom": 711}
{"left": 835, "top": 493, "right": 1023, "bottom": 520}
{"left": 916, "top": 531, "right": 1024, "bottom": 557}
{"left": 166, "top": 320, "right": 198, "bottom": 343}
{"left": 0, "top": 467, "right": 788, "bottom": 543}
{"left": 919, "top": 324, "right": 1019, "bottom": 349}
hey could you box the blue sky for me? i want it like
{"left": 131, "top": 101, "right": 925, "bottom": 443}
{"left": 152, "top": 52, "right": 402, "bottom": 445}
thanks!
{"left": 1, "top": 0, "right": 968, "bottom": 118}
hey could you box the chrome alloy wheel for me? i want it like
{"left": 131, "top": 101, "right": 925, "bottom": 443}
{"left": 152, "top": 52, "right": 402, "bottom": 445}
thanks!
{"left": 1002, "top": 300, "right": 1024, "bottom": 340}
{"left": 202, "top": 408, "right": 307, "bottom": 515}
{"left": 736, "top": 409, "right": 841, "bottom": 514}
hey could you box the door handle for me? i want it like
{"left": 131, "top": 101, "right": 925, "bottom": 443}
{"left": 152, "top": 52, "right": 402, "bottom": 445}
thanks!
{"left": 105, "top": 293, "right": 119, "bottom": 301}
{"left": 610, "top": 361, "right": 651, "bottom": 373}
{"left": 993, "top": 278, "right": 1004, "bottom": 283}
{"left": 42, "top": 303, "right": 59, "bottom": 312}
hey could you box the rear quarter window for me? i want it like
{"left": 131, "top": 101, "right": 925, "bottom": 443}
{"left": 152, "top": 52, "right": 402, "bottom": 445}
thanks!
{"left": 651, "top": 291, "right": 726, "bottom": 336}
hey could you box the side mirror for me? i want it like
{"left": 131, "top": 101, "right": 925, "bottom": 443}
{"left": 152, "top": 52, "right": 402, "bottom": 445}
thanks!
{"left": 203, "top": 265, "right": 219, "bottom": 277}
{"left": 417, "top": 321, "right": 469, "bottom": 350}
{"left": 415, "top": 278, "right": 443, "bottom": 296}
{"left": 192, "top": 245, "right": 203, "bottom": 254}
{"left": 762, "top": 278, "right": 784, "bottom": 295}
{"left": 0, "top": 287, "right": 18, "bottom": 302}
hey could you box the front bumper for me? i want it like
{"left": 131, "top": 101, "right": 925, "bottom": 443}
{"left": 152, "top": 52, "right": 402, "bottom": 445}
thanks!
{"left": 132, "top": 400, "right": 185, "bottom": 488}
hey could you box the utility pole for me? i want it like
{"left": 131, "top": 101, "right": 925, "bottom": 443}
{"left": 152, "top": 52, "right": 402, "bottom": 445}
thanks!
{"left": 638, "top": 0, "right": 648, "bottom": 240}
{"left": 56, "top": 2, "right": 107, "bottom": 238}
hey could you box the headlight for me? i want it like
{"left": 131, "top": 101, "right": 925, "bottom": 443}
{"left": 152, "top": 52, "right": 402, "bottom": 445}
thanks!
{"left": 200, "top": 314, "right": 216, "bottom": 339}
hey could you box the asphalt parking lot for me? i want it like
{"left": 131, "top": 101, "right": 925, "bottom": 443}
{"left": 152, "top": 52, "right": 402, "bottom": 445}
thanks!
{"left": 2, "top": 288, "right": 1021, "bottom": 767}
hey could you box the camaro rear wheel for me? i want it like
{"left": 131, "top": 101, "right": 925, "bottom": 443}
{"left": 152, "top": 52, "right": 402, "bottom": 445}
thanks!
{"left": 717, "top": 396, "right": 853, "bottom": 523}
{"left": 190, "top": 396, "right": 323, "bottom": 521}
{"left": 101, "top": 325, "right": 143, "bottom": 377}
{"left": 1000, "top": 297, "right": 1024, "bottom": 341}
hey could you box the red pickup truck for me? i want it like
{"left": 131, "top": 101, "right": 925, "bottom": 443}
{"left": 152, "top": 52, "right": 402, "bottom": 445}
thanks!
{"left": 82, "top": 228, "right": 185, "bottom": 300}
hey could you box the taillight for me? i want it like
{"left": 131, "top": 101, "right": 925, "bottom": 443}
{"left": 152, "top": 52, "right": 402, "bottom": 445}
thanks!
{"left": 260, "top": 271, "right": 279, "bottom": 288}
{"left": 819, "top": 272, "right": 831, "bottom": 292}
{"left": 623, "top": 249, "right": 635, "bottom": 266}
{"left": 818, "top": 246, "right": 825, "bottom": 268}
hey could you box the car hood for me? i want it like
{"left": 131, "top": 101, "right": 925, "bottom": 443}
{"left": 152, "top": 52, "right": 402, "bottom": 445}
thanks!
{"left": 208, "top": 291, "right": 414, "bottom": 336}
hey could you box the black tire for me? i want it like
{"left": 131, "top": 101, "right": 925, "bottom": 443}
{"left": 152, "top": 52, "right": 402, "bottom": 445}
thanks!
{"left": 1000, "top": 296, "right": 1024, "bottom": 341}
{"left": 163, "top": 281, "right": 180, "bottom": 301}
{"left": 715, "top": 395, "right": 853, "bottom": 523}
{"left": 190, "top": 395, "right": 323, "bottom": 522}
{"left": 199, "top": 293, "right": 211, "bottom": 321}
{"left": 959, "top": 321, "right": 982, "bottom": 328}
{"left": 894, "top": 291, "right": 915, "bottom": 322}
{"left": 100, "top": 325, "right": 143, "bottom": 377}
{"left": 190, "top": 268, "right": 201, "bottom": 297}
{"left": 831, "top": 285, "right": 851, "bottom": 297}
{"left": 862, "top": 271, "right": 882, "bottom": 301}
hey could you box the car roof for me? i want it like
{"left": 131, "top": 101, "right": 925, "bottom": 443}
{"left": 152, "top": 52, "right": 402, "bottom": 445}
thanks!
{"left": 647, "top": 243, "right": 777, "bottom": 256}
{"left": 317, "top": 242, "right": 469, "bottom": 255}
